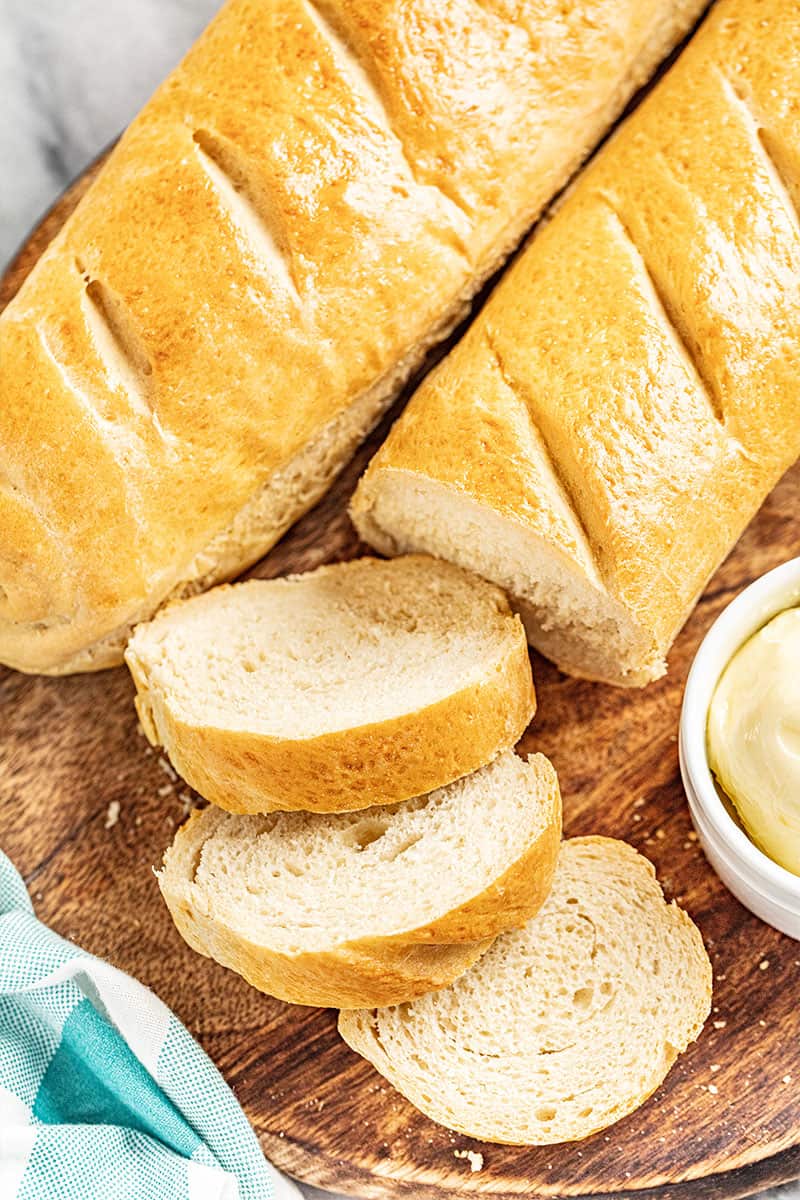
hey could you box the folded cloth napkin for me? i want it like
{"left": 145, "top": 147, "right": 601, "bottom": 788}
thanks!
{"left": 0, "top": 849, "right": 301, "bottom": 1200}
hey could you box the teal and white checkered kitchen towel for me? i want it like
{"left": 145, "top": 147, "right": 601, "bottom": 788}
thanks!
{"left": 0, "top": 849, "right": 301, "bottom": 1200}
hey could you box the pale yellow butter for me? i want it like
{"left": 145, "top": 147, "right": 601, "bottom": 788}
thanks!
{"left": 708, "top": 607, "right": 800, "bottom": 876}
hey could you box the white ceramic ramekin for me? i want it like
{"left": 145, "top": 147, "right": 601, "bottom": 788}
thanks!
{"left": 679, "top": 556, "right": 800, "bottom": 940}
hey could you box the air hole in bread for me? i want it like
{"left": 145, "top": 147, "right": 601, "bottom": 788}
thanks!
{"left": 572, "top": 986, "right": 593, "bottom": 1010}
{"left": 188, "top": 845, "right": 203, "bottom": 884}
{"left": 535, "top": 1106, "right": 557, "bottom": 1123}
{"left": 385, "top": 832, "right": 424, "bottom": 861}
{"left": 346, "top": 818, "right": 389, "bottom": 851}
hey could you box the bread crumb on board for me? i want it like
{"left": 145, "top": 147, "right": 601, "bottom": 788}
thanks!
{"left": 454, "top": 1149, "right": 484, "bottom": 1172}
{"left": 104, "top": 800, "right": 121, "bottom": 829}
{"left": 158, "top": 756, "right": 178, "bottom": 782}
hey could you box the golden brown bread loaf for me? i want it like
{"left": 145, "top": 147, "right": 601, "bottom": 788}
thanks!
{"left": 0, "top": 0, "right": 708, "bottom": 674}
{"left": 352, "top": 0, "right": 800, "bottom": 686}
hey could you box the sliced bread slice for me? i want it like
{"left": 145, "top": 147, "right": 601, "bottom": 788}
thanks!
{"left": 158, "top": 750, "right": 561, "bottom": 1008}
{"left": 125, "top": 555, "right": 535, "bottom": 813}
{"left": 339, "top": 836, "right": 712, "bottom": 1142}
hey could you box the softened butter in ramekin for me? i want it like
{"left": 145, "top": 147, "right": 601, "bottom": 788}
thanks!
{"left": 708, "top": 607, "right": 800, "bottom": 875}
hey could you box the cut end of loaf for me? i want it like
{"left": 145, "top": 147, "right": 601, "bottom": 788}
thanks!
{"left": 339, "top": 836, "right": 712, "bottom": 1144}
{"left": 351, "top": 468, "right": 666, "bottom": 687}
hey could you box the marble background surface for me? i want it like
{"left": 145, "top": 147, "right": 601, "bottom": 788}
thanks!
{"left": 0, "top": 2, "right": 797, "bottom": 1198}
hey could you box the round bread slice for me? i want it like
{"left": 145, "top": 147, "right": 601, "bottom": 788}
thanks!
{"left": 158, "top": 750, "right": 561, "bottom": 1008}
{"left": 125, "top": 555, "right": 534, "bottom": 814}
{"left": 339, "top": 837, "right": 712, "bottom": 1142}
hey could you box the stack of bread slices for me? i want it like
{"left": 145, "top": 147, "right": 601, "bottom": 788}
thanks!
{"left": 125, "top": 554, "right": 711, "bottom": 1145}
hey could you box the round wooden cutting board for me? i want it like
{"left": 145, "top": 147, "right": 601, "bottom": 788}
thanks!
{"left": 1, "top": 162, "right": 799, "bottom": 1200}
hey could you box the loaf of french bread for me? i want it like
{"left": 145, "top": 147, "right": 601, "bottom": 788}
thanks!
{"left": 351, "top": 0, "right": 800, "bottom": 686}
{"left": 0, "top": 0, "right": 707, "bottom": 674}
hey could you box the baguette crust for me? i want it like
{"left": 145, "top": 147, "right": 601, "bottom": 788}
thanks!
{"left": 126, "top": 556, "right": 536, "bottom": 813}
{"left": 0, "top": 0, "right": 708, "bottom": 674}
{"left": 158, "top": 756, "right": 561, "bottom": 1008}
{"left": 164, "top": 892, "right": 492, "bottom": 1010}
{"left": 352, "top": 0, "right": 800, "bottom": 686}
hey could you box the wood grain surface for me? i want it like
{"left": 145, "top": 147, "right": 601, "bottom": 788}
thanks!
{"left": 1, "top": 158, "right": 799, "bottom": 1200}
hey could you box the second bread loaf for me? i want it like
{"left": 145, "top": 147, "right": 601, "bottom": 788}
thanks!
{"left": 352, "top": 0, "right": 800, "bottom": 686}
